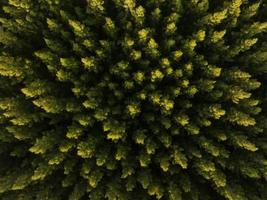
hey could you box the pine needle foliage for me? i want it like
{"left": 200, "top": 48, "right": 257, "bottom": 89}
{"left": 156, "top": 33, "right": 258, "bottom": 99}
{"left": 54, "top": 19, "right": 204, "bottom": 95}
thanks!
{"left": 0, "top": 0, "right": 267, "bottom": 199}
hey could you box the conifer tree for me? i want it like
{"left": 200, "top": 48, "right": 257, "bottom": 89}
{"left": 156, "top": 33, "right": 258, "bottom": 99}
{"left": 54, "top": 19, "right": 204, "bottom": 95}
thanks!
{"left": 0, "top": 0, "right": 266, "bottom": 199}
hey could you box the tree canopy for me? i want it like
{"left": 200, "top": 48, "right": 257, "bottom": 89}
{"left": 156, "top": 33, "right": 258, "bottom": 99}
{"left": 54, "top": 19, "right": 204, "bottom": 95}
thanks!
{"left": 0, "top": 0, "right": 266, "bottom": 199}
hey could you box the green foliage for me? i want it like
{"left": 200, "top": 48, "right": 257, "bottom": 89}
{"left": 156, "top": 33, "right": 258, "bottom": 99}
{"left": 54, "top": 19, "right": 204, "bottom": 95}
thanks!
{"left": 0, "top": 0, "right": 266, "bottom": 199}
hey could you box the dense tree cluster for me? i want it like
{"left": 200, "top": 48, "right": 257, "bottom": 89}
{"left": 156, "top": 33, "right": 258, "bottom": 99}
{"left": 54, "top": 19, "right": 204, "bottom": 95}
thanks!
{"left": 0, "top": 0, "right": 267, "bottom": 199}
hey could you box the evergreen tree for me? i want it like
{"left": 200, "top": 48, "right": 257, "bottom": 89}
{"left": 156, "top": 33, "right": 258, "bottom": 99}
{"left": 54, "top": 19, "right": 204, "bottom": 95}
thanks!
{"left": 0, "top": 0, "right": 266, "bottom": 199}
